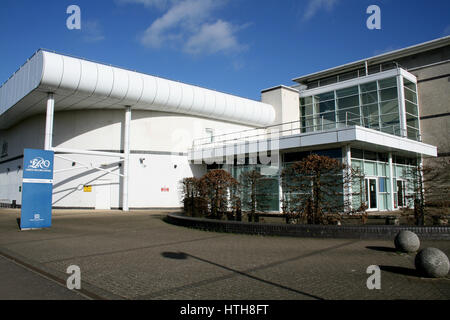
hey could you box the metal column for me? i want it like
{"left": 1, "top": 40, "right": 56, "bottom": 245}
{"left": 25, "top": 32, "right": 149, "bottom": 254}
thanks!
{"left": 123, "top": 106, "right": 131, "bottom": 211}
{"left": 388, "top": 152, "right": 395, "bottom": 210}
{"left": 44, "top": 93, "right": 54, "bottom": 150}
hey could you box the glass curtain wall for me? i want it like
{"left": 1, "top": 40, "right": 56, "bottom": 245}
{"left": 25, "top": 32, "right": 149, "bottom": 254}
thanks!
{"left": 351, "top": 148, "right": 418, "bottom": 211}
{"left": 350, "top": 149, "right": 392, "bottom": 211}
{"left": 300, "top": 76, "right": 408, "bottom": 138}
{"left": 403, "top": 78, "right": 420, "bottom": 140}
{"left": 229, "top": 164, "right": 280, "bottom": 212}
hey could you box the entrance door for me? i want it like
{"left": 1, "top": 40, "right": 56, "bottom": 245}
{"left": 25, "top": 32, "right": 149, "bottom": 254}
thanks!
{"left": 365, "top": 178, "right": 377, "bottom": 210}
{"left": 95, "top": 181, "right": 111, "bottom": 210}
{"left": 397, "top": 180, "right": 406, "bottom": 207}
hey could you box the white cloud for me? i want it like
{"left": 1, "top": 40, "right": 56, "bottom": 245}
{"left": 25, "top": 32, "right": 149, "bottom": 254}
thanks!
{"left": 303, "top": 0, "right": 338, "bottom": 21}
{"left": 121, "top": 0, "right": 246, "bottom": 55}
{"left": 115, "top": 0, "right": 171, "bottom": 9}
{"left": 82, "top": 20, "right": 105, "bottom": 42}
{"left": 140, "top": 0, "right": 219, "bottom": 48}
{"left": 184, "top": 20, "right": 245, "bottom": 55}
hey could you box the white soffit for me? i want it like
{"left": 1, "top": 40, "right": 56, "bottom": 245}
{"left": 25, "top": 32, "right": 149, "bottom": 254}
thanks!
{"left": 0, "top": 50, "right": 276, "bottom": 129}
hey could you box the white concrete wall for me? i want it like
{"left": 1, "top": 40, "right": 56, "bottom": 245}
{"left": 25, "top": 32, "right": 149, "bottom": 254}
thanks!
{"left": 0, "top": 109, "right": 253, "bottom": 208}
{"left": 261, "top": 86, "right": 300, "bottom": 135}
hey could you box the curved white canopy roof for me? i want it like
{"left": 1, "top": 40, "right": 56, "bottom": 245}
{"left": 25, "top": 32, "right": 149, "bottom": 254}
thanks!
{"left": 0, "top": 50, "right": 275, "bottom": 129}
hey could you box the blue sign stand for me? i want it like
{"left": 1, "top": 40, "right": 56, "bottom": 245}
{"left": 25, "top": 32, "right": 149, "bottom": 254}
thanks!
{"left": 20, "top": 149, "right": 54, "bottom": 230}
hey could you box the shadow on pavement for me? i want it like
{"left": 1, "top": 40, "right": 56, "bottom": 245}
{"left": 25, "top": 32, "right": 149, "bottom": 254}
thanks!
{"left": 366, "top": 246, "right": 398, "bottom": 253}
{"left": 161, "top": 252, "right": 188, "bottom": 260}
{"left": 379, "top": 265, "right": 419, "bottom": 277}
{"left": 160, "top": 250, "right": 324, "bottom": 300}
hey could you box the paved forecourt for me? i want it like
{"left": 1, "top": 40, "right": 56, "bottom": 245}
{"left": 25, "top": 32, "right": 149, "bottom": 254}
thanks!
{"left": 0, "top": 209, "right": 449, "bottom": 300}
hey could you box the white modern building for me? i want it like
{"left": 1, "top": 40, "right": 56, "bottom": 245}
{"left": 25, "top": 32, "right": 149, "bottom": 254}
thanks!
{"left": 1, "top": 36, "right": 448, "bottom": 212}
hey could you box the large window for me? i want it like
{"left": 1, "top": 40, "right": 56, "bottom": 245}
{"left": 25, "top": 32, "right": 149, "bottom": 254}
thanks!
{"left": 403, "top": 78, "right": 420, "bottom": 141}
{"left": 299, "top": 75, "right": 417, "bottom": 140}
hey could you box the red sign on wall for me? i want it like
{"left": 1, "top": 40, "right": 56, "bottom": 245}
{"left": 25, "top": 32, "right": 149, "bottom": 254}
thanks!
{"left": 161, "top": 187, "right": 169, "bottom": 192}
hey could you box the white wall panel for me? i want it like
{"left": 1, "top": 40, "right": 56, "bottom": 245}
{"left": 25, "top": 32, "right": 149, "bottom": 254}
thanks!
{"left": 110, "top": 67, "right": 129, "bottom": 101}
{"left": 166, "top": 81, "right": 183, "bottom": 111}
{"left": 94, "top": 63, "right": 114, "bottom": 97}
{"left": 153, "top": 77, "right": 171, "bottom": 110}
{"left": 59, "top": 56, "right": 81, "bottom": 93}
{"left": 123, "top": 72, "right": 143, "bottom": 106}
{"left": 77, "top": 60, "right": 98, "bottom": 96}
{"left": 41, "top": 51, "right": 64, "bottom": 90}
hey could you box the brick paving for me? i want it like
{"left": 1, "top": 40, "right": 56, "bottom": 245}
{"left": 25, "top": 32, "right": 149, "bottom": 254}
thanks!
{"left": 0, "top": 209, "right": 449, "bottom": 300}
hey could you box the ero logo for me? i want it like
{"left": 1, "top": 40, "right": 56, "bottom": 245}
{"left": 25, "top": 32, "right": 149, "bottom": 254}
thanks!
{"left": 28, "top": 157, "right": 51, "bottom": 170}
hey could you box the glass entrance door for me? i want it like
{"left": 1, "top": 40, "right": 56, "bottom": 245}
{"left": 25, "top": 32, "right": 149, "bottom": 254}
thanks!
{"left": 365, "top": 178, "right": 378, "bottom": 210}
{"left": 397, "top": 180, "right": 406, "bottom": 207}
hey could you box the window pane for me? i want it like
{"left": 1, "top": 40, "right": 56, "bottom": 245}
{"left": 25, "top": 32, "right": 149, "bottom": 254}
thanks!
{"left": 382, "top": 62, "right": 397, "bottom": 71}
{"left": 404, "top": 87, "right": 417, "bottom": 103}
{"left": 339, "top": 70, "right": 358, "bottom": 82}
{"left": 360, "top": 81, "right": 377, "bottom": 92}
{"left": 308, "top": 81, "right": 319, "bottom": 89}
{"left": 315, "top": 91, "right": 335, "bottom": 102}
{"left": 357, "top": 68, "right": 366, "bottom": 77}
{"left": 300, "top": 96, "right": 313, "bottom": 106}
{"left": 365, "top": 151, "right": 377, "bottom": 161}
{"left": 362, "top": 103, "right": 379, "bottom": 128}
{"left": 407, "top": 127, "right": 419, "bottom": 140}
{"left": 381, "top": 125, "right": 396, "bottom": 135}
{"left": 338, "top": 107, "right": 360, "bottom": 123}
{"left": 337, "top": 95, "right": 359, "bottom": 109}
{"left": 380, "top": 87, "right": 398, "bottom": 101}
{"left": 381, "top": 113, "right": 399, "bottom": 126}
{"left": 351, "top": 148, "right": 364, "bottom": 159}
{"left": 368, "top": 65, "right": 381, "bottom": 75}
{"left": 378, "top": 77, "right": 397, "bottom": 89}
{"left": 365, "top": 162, "right": 377, "bottom": 175}
{"left": 405, "top": 101, "right": 418, "bottom": 116}
{"left": 380, "top": 100, "right": 398, "bottom": 115}
{"left": 319, "top": 100, "right": 335, "bottom": 113}
{"left": 361, "top": 91, "right": 378, "bottom": 104}
{"left": 403, "top": 78, "right": 417, "bottom": 92}
{"left": 336, "top": 86, "right": 358, "bottom": 98}
{"left": 320, "top": 76, "right": 337, "bottom": 86}
{"left": 406, "top": 114, "right": 419, "bottom": 129}
{"left": 378, "top": 153, "right": 388, "bottom": 163}
{"left": 379, "top": 177, "right": 386, "bottom": 192}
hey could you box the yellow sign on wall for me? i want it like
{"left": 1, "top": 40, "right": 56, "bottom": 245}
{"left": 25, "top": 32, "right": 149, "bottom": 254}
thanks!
{"left": 83, "top": 185, "right": 92, "bottom": 192}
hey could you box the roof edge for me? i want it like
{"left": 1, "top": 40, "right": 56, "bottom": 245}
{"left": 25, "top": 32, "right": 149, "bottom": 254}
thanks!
{"left": 292, "top": 35, "right": 450, "bottom": 83}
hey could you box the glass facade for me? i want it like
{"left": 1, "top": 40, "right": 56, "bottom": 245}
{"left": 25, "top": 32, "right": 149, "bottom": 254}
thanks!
{"left": 351, "top": 148, "right": 417, "bottom": 211}
{"left": 228, "top": 164, "right": 280, "bottom": 212}
{"left": 403, "top": 78, "right": 420, "bottom": 140}
{"left": 300, "top": 74, "right": 421, "bottom": 141}
{"left": 212, "top": 147, "right": 418, "bottom": 213}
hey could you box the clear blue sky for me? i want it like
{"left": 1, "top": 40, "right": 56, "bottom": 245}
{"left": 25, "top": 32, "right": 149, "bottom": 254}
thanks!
{"left": 1, "top": 0, "right": 449, "bottom": 100}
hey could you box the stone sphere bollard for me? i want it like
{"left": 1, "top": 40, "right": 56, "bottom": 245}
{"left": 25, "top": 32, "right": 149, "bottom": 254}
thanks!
{"left": 415, "top": 248, "right": 450, "bottom": 278}
{"left": 394, "top": 230, "right": 420, "bottom": 253}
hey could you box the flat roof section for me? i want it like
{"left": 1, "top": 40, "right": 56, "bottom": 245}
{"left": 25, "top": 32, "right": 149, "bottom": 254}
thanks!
{"left": 293, "top": 36, "right": 450, "bottom": 84}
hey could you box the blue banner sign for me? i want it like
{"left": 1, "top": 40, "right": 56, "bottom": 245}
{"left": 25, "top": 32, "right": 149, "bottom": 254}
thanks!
{"left": 20, "top": 149, "right": 54, "bottom": 230}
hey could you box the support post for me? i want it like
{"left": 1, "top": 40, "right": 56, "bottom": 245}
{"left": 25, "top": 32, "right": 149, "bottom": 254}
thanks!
{"left": 123, "top": 106, "right": 131, "bottom": 211}
{"left": 397, "top": 75, "right": 407, "bottom": 137}
{"left": 388, "top": 152, "right": 395, "bottom": 210}
{"left": 44, "top": 93, "right": 54, "bottom": 150}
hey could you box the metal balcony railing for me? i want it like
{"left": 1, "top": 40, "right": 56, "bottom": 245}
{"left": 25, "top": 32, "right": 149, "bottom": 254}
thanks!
{"left": 190, "top": 111, "right": 419, "bottom": 151}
